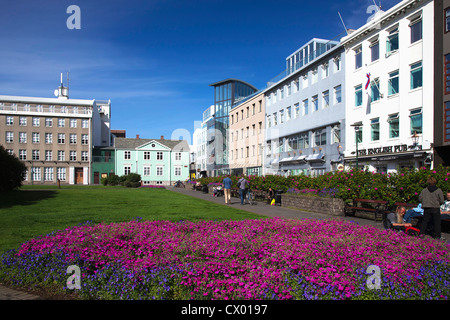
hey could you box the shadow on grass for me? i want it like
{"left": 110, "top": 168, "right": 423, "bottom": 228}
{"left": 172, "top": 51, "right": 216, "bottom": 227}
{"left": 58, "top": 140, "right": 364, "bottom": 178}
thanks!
{"left": 0, "top": 190, "right": 57, "bottom": 209}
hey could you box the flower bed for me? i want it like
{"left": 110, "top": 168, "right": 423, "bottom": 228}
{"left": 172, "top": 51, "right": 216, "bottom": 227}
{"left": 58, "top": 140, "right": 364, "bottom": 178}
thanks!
{"left": 1, "top": 218, "right": 450, "bottom": 300}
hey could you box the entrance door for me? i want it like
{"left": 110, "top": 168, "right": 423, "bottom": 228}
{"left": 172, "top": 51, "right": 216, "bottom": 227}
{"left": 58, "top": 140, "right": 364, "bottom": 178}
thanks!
{"left": 75, "top": 168, "right": 84, "bottom": 184}
{"left": 94, "top": 172, "right": 99, "bottom": 184}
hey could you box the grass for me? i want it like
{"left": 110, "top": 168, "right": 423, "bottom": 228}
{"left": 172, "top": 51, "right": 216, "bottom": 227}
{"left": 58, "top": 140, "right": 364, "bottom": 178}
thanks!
{"left": 0, "top": 185, "right": 263, "bottom": 254}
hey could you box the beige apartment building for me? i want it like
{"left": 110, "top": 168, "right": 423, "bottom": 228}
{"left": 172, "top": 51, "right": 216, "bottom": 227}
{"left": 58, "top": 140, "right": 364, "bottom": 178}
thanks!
{"left": 228, "top": 91, "right": 265, "bottom": 176}
{"left": 0, "top": 81, "right": 111, "bottom": 185}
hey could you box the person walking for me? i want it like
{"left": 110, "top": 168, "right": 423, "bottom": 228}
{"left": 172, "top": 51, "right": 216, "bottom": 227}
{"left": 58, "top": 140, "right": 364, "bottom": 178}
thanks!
{"left": 237, "top": 174, "right": 249, "bottom": 205}
{"left": 418, "top": 176, "right": 445, "bottom": 239}
{"left": 222, "top": 175, "right": 233, "bottom": 204}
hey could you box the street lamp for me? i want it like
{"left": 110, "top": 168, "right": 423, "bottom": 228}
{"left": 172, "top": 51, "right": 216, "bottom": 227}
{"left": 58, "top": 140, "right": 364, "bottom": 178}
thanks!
{"left": 411, "top": 131, "right": 419, "bottom": 149}
{"left": 350, "top": 123, "right": 362, "bottom": 170}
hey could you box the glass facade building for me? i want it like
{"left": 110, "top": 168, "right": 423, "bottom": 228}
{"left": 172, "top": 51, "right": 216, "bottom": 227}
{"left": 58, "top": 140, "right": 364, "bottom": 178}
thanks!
{"left": 208, "top": 79, "right": 257, "bottom": 176}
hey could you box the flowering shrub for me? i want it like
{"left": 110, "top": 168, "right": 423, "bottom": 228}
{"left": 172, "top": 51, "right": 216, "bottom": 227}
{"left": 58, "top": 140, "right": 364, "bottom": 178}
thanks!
{"left": 2, "top": 218, "right": 450, "bottom": 300}
{"left": 197, "top": 166, "right": 450, "bottom": 205}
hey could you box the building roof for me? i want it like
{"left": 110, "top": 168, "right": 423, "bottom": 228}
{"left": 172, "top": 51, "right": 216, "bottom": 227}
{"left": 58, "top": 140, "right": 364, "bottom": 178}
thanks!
{"left": 208, "top": 78, "right": 258, "bottom": 91}
{"left": 114, "top": 138, "right": 190, "bottom": 151}
{"left": 0, "top": 95, "right": 95, "bottom": 106}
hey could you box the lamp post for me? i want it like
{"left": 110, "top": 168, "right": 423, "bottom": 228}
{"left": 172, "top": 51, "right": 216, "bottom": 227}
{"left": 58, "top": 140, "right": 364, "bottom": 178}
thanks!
{"left": 351, "top": 124, "right": 361, "bottom": 170}
{"left": 411, "top": 131, "right": 419, "bottom": 168}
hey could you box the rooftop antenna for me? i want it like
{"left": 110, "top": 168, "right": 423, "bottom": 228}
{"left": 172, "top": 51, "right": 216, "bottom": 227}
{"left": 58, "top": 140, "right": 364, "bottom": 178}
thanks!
{"left": 338, "top": 12, "right": 349, "bottom": 35}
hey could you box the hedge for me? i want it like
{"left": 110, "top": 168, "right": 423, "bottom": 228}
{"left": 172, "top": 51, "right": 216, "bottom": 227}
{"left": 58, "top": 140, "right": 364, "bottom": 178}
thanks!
{"left": 196, "top": 165, "right": 450, "bottom": 206}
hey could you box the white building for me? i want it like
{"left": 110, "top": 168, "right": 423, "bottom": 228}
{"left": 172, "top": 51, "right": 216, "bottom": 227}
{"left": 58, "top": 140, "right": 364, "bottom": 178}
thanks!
{"left": 192, "top": 105, "right": 214, "bottom": 177}
{"left": 0, "top": 75, "right": 112, "bottom": 184}
{"left": 341, "top": 0, "right": 434, "bottom": 173}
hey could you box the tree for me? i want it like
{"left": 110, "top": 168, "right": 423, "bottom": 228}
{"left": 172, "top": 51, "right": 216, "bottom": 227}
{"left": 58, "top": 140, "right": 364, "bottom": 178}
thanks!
{"left": 0, "top": 145, "right": 26, "bottom": 192}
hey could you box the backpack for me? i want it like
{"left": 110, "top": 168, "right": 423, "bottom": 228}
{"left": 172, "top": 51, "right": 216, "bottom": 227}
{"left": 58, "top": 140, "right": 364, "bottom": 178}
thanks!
{"left": 405, "top": 227, "right": 420, "bottom": 237}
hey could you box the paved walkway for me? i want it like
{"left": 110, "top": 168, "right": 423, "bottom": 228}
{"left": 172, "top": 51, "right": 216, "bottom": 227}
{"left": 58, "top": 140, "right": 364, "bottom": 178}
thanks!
{"left": 1, "top": 185, "right": 448, "bottom": 300}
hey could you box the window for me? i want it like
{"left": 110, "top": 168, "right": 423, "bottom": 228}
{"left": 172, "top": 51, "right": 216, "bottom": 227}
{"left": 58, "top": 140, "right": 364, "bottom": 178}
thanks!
{"left": 388, "top": 70, "right": 399, "bottom": 96}
{"left": 332, "top": 125, "right": 341, "bottom": 144}
{"left": 58, "top": 118, "right": 65, "bottom": 127}
{"left": 312, "top": 95, "right": 318, "bottom": 112}
{"left": 410, "top": 108, "right": 422, "bottom": 134}
{"left": 334, "top": 85, "right": 342, "bottom": 104}
{"left": 19, "top": 117, "right": 27, "bottom": 126}
{"left": 157, "top": 152, "right": 163, "bottom": 160}
{"left": 273, "top": 112, "right": 278, "bottom": 125}
{"left": 19, "top": 150, "right": 26, "bottom": 160}
{"left": 70, "top": 119, "right": 77, "bottom": 128}
{"left": 355, "top": 47, "right": 362, "bottom": 69}
{"left": 175, "top": 152, "right": 182, "bottom": 160}
{"left": 156, "top": 166, "right": 163, "bottom": 176}
{"left": 124, "top": 166, "right": 131, "bottom": 175}
{"left": 70, "top": 151, "right": 77, "bottom": 161}
{"left": 32, "top": 132, "right": 40, "bottom": 144}
{"left": 57, "top": 168, "right": 66, "bottom": 181}
{"left": 143, "top": 166, "right": 151, "bottom": 176}
{"left": 445, "top": 54, "right": 450, "bottom": 94}
{"left": 355, "top": 85, "right": 363, "bottom": 107}
{"left": 124, "top": 151, "right": 131, "bottom": 160}
{"left": 446, "top": 7, "right": 450, "bottom": 33}
{"left": 61, "top": 106, "right": 68, "bottom": 113}
{"left": 6, "top": 149, "right": 13, "bottom": 156}
{"left": 32, "top": 117, "right": 40, "bottom": 127}
{"left": 370, "top": 79, "right": 380, "bottom": 102}
{"left": 279, "top": 110, "right": 284, "bottom": 123}
{"left": 6, "top": 116, "right": 13, "bottom": 125}
{"left": 302, "top": 74, "right": 308, "bottom": 88}
{"left": 81, "top": 134, "right": 88, "bottom": 145}
{"left": 322, "top": 91, "right": 329, "bottom": 108}
{"left": 371, "top": 118, "right": 380, "bottom": 141}
{"left": 6, "top": 132, "right": 13, "bottom": 143}
{"left": 81, "top": 151, "right": 88, "bottom": 161}
{"left": 322, "top": 63, "right": 329, "bottom": 79}
{"left": 45, "top": 133, "right": 52, "bottom": 144}
{"left": 58, "top": 133, "right": 65, "bottom": 144}
{"left": 370, "top": 40, "right": 379, "bottom": 62}
{"left": 445, "top": 102, "right": 450, "bottom": 142}
{"left": 175, "top": 167, "right": 182, "bottom": 176}
{"left": 386, "top": 27, "right": 399, "bottom": 53}
{"left": 334, "top": 55, "right": 341, "bottom": 72}
{"left": 303, "top": 99, "right": 308, "bottom": 115}
{"left": 144, "top": 151, "right": 151, "bottom": 160}
{"left": 19, "top": 132, "right": 27, "bottom": 143}
{"left": 355, "top": 126, "right": 363, "bottom": 144}
{"left": 294, "top": 103, "right": 300, "bottom": 118}
{"left": 44, "top": 168, "right": 53, "bottom": 181}
{"left": 45, "top": 118, "right": 53, "bottom": 127}
{"left": 58, "top": 150, "right": 65, "bottom": 161}
{"left": 32, "top": 150, "right": 40, "bottom": 161}
{"left": 286, "top": 107, "right": 291, "bottom": 121}
{"left": 31, "top": 167, "right": 41, "bottom": 181}
{"left": 410, "top": 61, "right": 422, "bottom": 89}
{"left": 73, "top": 107, "right": 78, "bottom": 114}
{"left": 410, "top": 18, "right": 422, "bottom": 43}
{"left": 311, "top": 68, "right": 318, "bottom": 84}
{"left": 82, "top": 119, "right": 89, "bottom": 128}
{"left": 45, "top": 150, "right": 52, "bottom": 161}
{"left": 314, "top": 130, "right": 327, "bottom": 146}
{"left": 69, "top": 134, "right": 77, "bottom": 144}
{"left": 388, "top": 114, "right": 399, "bottom": 138}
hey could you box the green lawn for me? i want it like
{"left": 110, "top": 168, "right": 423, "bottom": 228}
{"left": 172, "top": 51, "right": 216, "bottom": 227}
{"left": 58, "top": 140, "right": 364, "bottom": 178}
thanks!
{"left": 0, "top": 186, "right": 263, "bottom": 254}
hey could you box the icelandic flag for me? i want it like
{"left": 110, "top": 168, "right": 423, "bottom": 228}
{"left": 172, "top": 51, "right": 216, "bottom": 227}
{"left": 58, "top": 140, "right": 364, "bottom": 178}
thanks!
{"left": 365, "top": 73, "right": 371, "bottom": 90}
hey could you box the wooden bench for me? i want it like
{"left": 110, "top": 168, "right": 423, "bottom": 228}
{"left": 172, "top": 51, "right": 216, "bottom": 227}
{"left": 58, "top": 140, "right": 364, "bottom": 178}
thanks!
{"left": 344, "top": 199, "right": 389, "bottom": 221}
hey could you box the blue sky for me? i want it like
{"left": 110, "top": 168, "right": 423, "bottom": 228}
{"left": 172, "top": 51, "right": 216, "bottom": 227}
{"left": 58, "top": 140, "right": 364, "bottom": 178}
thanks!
{"left": 0, "top": 0, "right": 400, "bottom": 143}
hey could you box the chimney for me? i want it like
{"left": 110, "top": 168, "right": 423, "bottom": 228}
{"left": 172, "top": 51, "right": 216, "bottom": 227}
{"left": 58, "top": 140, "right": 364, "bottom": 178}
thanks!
{"left": 160, "top": 135, "right": 164, "bottom": 140}
{"left": 136, "top": 134, "right": 140, "bottom": 139}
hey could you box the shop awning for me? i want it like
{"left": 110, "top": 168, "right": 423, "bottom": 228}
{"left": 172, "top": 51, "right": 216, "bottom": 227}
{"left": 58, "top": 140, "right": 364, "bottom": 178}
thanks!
{"left": 306, "top": 153, "right": 325, "bottom": 162}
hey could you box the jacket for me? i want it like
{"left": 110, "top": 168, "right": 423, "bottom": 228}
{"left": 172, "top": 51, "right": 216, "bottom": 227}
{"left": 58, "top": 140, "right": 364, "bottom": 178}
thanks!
{"left": 419, "top": 186, "right": 444, "bottom": 208}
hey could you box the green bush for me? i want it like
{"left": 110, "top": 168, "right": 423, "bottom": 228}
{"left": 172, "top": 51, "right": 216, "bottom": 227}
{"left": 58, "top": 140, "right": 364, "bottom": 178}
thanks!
{"left": 121, "top": 173, "right": 141, "bottom": 188}
{"left": 197, "top": 165, "right": 450, "bottom": 204}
